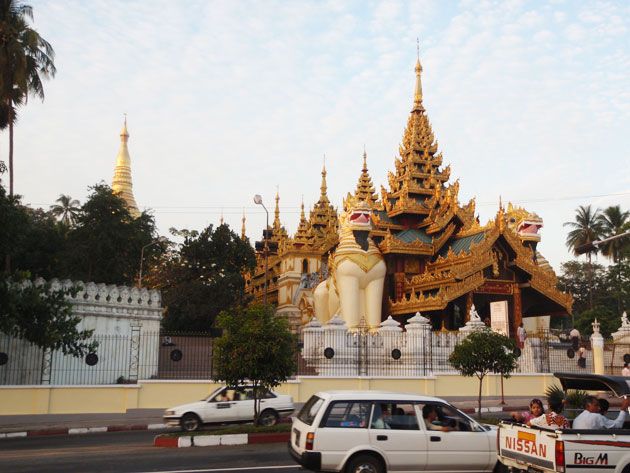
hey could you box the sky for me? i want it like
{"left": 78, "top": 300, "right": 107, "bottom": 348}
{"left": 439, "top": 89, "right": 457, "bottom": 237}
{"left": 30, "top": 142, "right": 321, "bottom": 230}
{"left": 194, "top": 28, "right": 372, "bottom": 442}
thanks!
{"left": 6, "top": 0, "right": 630, "bottom": 271}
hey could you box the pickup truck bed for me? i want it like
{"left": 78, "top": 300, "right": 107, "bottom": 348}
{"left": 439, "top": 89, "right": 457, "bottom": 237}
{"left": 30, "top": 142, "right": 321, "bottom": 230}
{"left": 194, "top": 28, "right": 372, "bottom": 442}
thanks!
{"left": 498, "top": 422, "right": 630, "bottom": 473}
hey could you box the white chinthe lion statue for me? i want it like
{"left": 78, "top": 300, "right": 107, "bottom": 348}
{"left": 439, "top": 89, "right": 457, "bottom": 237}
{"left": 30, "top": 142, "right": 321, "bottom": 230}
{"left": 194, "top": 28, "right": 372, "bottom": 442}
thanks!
{"left": 313, "top": 199, "right": 386, "bottom": 329}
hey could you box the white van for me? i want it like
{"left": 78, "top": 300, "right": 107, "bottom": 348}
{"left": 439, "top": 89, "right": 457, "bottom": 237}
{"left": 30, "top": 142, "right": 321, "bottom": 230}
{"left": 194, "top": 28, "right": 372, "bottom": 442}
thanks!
{"left": 289, "top": 391, "right": 499, "bottom": 473}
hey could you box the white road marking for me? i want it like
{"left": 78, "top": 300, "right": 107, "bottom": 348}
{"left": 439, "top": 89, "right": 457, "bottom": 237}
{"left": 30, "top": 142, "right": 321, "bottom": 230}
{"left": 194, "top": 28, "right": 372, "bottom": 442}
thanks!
{"left": 136, "top": 465, "right": 299, "bottom": 473}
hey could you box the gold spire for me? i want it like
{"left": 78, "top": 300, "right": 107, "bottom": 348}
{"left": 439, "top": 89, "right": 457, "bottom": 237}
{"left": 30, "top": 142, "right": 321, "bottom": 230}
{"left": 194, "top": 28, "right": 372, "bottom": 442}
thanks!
{"left": 111, "top": 115, "right": 140, "bottom": 218}
{"left": 294, "top": 197, "right": 312, "bottom": 244}
{"left": 273, "top": 189, "right": 281, "bottom": 231}
{"left": 347, "top": 149, "right": 379, "bottom": 210}
{"left": 241, "top": 209, "right": 246, "bottom": 240}
{"left": 319, "top": 163, "right": 329, "bottom": 204}
{"left": 413, "top": 40, "right": 424, "bottom": 112}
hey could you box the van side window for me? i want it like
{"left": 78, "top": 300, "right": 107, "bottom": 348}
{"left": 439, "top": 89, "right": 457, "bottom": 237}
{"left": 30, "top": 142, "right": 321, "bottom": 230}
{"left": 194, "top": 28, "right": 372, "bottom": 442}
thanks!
{"left": 370, "top": 403, "right": 419, "bottom": 430}
{"left": 322, "top": 401, "right": 370, "bottom": 429}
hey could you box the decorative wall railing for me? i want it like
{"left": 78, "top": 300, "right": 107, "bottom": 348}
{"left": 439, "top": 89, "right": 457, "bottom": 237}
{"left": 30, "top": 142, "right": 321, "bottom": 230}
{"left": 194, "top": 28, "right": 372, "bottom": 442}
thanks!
{"left": 3, "top": 325, "right": 626, "bottom": 385}
{"left": 296, "top": 317, "right": 598, "bottom": 377}
{"left": 0, "top": 331, "right": 215, "bottom": 385}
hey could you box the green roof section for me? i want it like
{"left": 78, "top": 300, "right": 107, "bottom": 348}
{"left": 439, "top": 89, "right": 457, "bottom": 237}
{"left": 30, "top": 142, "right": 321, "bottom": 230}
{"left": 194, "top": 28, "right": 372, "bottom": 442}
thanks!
{"left": 375, "top": 210, "right": 396, "bottom": 224}
{"left": 395, "top": 228, "right": 433, "bottom": 244}
{"left": 440, "top": 231, "right": 486, "bottom": 256}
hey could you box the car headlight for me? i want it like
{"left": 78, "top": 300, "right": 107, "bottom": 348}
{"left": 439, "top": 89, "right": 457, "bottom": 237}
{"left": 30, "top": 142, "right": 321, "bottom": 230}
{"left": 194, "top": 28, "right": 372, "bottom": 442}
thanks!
{"left": 164, "top": 410, "right": 175, "bottom": 415}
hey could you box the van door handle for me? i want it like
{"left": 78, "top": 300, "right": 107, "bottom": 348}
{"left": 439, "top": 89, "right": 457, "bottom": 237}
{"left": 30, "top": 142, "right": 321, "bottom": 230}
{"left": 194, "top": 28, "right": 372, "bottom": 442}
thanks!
{"left": 377, "top": 435, "right": 388, "bottom": 441}
{"left": 430, "top": 436, "right": 441, "bottom": 442}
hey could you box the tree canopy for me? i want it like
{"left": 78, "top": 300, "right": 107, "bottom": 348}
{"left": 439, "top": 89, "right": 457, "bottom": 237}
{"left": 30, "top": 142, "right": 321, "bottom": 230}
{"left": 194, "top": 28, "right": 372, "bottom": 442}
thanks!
{"left": 449, "top": 330, "right": 519, "bottom": 417}
{"left": 151, "top": 223, "right": 256, "bottom": 331}
{"left": 213, "top": 304, "right": 296, "bottom": 424}
{"left": 61, "top": 183, "right": 160, "bottom": 285}
{"left": 0, "top": 0, "right": 56, "bottom": 196}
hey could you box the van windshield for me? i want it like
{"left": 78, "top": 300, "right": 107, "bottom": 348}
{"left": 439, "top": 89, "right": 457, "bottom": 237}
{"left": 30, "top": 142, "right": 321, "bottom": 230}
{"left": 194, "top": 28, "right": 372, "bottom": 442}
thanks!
{"left": 298, "top": 395, "right": 324, "bottom": 426}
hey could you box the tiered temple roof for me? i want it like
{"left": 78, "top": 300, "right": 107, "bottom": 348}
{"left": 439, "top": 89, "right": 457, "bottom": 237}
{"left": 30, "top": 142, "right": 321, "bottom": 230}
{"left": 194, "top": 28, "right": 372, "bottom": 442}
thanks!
{"left": 247, "top": 51, "right": 572, "bottom": 326}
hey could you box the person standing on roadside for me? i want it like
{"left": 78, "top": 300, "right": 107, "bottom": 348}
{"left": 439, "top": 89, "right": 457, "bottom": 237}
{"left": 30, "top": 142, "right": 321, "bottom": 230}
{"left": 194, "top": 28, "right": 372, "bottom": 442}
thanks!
{"left": 622, "top": 363, "right": 630, "bottom": 377}
{"left": 517, "top": 322, "right": 527, "bottom": 349}
{"left": 570, "top": 327, "right": 580, "bottom": 351}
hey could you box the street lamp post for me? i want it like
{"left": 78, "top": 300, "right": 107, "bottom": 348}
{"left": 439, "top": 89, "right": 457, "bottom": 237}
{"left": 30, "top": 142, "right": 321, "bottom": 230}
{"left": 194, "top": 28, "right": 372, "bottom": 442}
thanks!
{"left": 254, "top": 194, "right": 269, "bottom": 306}
{"left": 138, "top": 237, "right": 167, "bottom": 288}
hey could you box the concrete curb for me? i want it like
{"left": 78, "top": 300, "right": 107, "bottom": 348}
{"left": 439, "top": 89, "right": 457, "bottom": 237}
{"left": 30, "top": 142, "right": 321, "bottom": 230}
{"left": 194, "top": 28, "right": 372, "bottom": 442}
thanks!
{"left": 0, "top": 423, "right": 169, "bottom": 439}
{"left": 154, "top": 431, "right": 291, "bottom": 448}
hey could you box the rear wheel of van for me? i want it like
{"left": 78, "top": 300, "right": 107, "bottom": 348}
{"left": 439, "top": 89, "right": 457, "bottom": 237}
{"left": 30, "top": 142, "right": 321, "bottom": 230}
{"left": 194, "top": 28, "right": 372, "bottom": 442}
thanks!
{"left": 346, "top": 454, "right": 384, "bottom": 473}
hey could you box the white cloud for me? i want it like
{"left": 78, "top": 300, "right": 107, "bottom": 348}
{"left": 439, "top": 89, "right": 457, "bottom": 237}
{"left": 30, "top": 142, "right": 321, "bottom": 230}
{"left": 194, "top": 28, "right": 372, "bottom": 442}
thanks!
{"left": 7, "top": 0, "right": 629, "bottom": 271}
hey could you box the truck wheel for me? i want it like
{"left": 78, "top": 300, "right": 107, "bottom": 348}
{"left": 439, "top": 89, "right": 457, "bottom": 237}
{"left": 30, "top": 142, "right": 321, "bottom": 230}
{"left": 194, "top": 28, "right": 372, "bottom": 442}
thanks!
{"left": 493, "top": 462, "right": 508, "bottom": 473}
{"left": 346, "top": 454, "right": 384, "bottom": 473}
{"left": 258, "top": 409, "right": 279, "bottom": 426}
{"left": 180, "top": 413, "right": 201, "bottom": 432}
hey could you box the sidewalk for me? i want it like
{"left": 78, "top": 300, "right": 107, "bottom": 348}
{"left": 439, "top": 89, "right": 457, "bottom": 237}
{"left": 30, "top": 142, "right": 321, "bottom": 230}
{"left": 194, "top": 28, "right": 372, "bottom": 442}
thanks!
{"left": 0, "top": 397, "right": 532, "bottom": 438}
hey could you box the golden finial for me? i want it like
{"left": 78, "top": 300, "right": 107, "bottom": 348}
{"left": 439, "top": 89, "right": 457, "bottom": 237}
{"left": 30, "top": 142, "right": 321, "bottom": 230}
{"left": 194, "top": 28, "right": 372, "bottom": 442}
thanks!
{"left": 362, "top": 147, "right": 368, "bottom": 171}
{"left": 413, "top": 40, "right": 424, "bottom": 112}
{"left": 241, "top": 208, "right": 246, "bottom": 240}
{"left": 320, "top": 161, "right": 329, "bottom": 203}
{"left": 273, "top": 187, "right": 281, "bottom": 230}
{"left": 120, "top": 113, "right": 129, "bottom": 140}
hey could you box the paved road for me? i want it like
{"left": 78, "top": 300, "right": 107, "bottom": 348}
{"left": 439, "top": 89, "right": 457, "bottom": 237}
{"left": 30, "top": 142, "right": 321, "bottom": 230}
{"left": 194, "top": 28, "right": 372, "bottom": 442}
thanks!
{"left": 0, "top": 431, "right": 299, "bottom": 473}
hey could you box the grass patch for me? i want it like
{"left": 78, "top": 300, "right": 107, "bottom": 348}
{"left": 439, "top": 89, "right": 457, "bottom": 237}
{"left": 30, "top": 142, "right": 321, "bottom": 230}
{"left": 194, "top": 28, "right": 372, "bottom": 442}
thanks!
{"left": 161, "top": 422, "right": 291, "bottom": 438}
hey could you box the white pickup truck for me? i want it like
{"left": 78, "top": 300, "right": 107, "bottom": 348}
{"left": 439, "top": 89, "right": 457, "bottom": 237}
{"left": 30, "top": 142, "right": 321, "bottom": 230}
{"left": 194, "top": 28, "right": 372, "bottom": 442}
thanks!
{"left": 498, "top": 372, "right": 630, "bottom": 473}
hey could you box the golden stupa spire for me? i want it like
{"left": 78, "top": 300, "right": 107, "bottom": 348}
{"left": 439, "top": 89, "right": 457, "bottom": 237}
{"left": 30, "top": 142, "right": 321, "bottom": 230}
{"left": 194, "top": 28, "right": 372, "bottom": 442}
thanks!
{"left": 111, "top": 114, "right": 140, "bottom": 218}
{"left": 348, "top": 148, "right": 379, "bottom": 210}
{"left": 319, "top": 160, "right": 329, "bottom": 204}
{"left": 413, "top": 38, "right": 424, "bottom": 112}
{"left": 294, "top": 196, "right": 312, "bottom": 244}
{"left": 241, "top": 209, "right": 246, "bottom": 240}
{"left": 273, "top": 188, "right": 281, "bottom": 231}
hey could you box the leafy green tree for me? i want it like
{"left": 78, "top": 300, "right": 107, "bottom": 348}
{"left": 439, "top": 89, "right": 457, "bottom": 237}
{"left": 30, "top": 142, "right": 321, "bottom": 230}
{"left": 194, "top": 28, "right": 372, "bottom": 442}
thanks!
{"left": 154, "top": 223, "right": 256, "bottom": 331}
{"left": 564, "top": 205, "right": 604, "bottom": 309}
{"left": 0, "top": 273, "right": 95, "bottom": 356}
{"left": 557, "top": 260, "right": 629, "bottom": 335}
{"left": 61, "top": 183, "right": 160, "bottom": 285}
{"left": 449, "top": 330, "right": 519, "bottom": 418}
{"left": 598, "top": 206, "right": 630, "bottom": 263}
{"left": 214, "top": 304, "right": 296, "bottom": 425}
{"left": 50, "top": 194, "right": 80, "bottom": 228}
{"left": 0, "top": 0, "right": 56, "bottom": 196}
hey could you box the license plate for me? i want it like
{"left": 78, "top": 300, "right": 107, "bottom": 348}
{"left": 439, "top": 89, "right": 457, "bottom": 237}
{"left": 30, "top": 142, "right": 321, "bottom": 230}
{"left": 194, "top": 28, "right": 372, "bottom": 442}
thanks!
{"left": 293, "top": 428, "right": 301, "bottom": 446}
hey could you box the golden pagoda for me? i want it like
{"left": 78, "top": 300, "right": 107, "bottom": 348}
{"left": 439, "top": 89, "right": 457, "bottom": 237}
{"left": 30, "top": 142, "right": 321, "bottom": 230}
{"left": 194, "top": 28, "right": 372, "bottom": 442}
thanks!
{"left": 248, "top": 52, "right": 572, "bottom": 336}
{"left": 111, "top": 117, "right": 140, "bottom": 218}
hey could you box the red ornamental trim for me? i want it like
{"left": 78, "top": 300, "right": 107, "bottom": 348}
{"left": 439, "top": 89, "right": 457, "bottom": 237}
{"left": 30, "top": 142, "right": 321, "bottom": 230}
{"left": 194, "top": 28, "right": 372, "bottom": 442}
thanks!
{"left": 567, "top": 440, "right": 630, "bottom": 448}
{"left": 475, "top": 282, "right": 513, "bottom": 295}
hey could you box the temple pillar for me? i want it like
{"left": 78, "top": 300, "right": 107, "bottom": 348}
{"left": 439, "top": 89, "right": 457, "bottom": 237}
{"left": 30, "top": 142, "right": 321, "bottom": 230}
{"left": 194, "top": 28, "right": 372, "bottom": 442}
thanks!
{"left": 513, "top": 283, "right": 522, "bottom": 337}
{"left": 591, "top": 319, "right": 605, "bottom": 375}
{"left": 394, "top": 272, "right": 405, "bottom": 301}
{"left": 465, "top": 292, "right": 473, "bottom": 323}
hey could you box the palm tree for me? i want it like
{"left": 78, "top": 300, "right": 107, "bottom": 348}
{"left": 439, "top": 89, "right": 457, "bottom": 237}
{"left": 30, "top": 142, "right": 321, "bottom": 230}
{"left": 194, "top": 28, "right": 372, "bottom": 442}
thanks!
{"left": 50, "top": 194, "right": 80, "bottom": 227}
{"left": 0, "top": 0, "right": 56, "bottom": 197}
{"left": 564, "top": 205, "right": 604, "bottom": 309}
{"left": 597, "top": 205, "right": 630, "bottom": 263}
